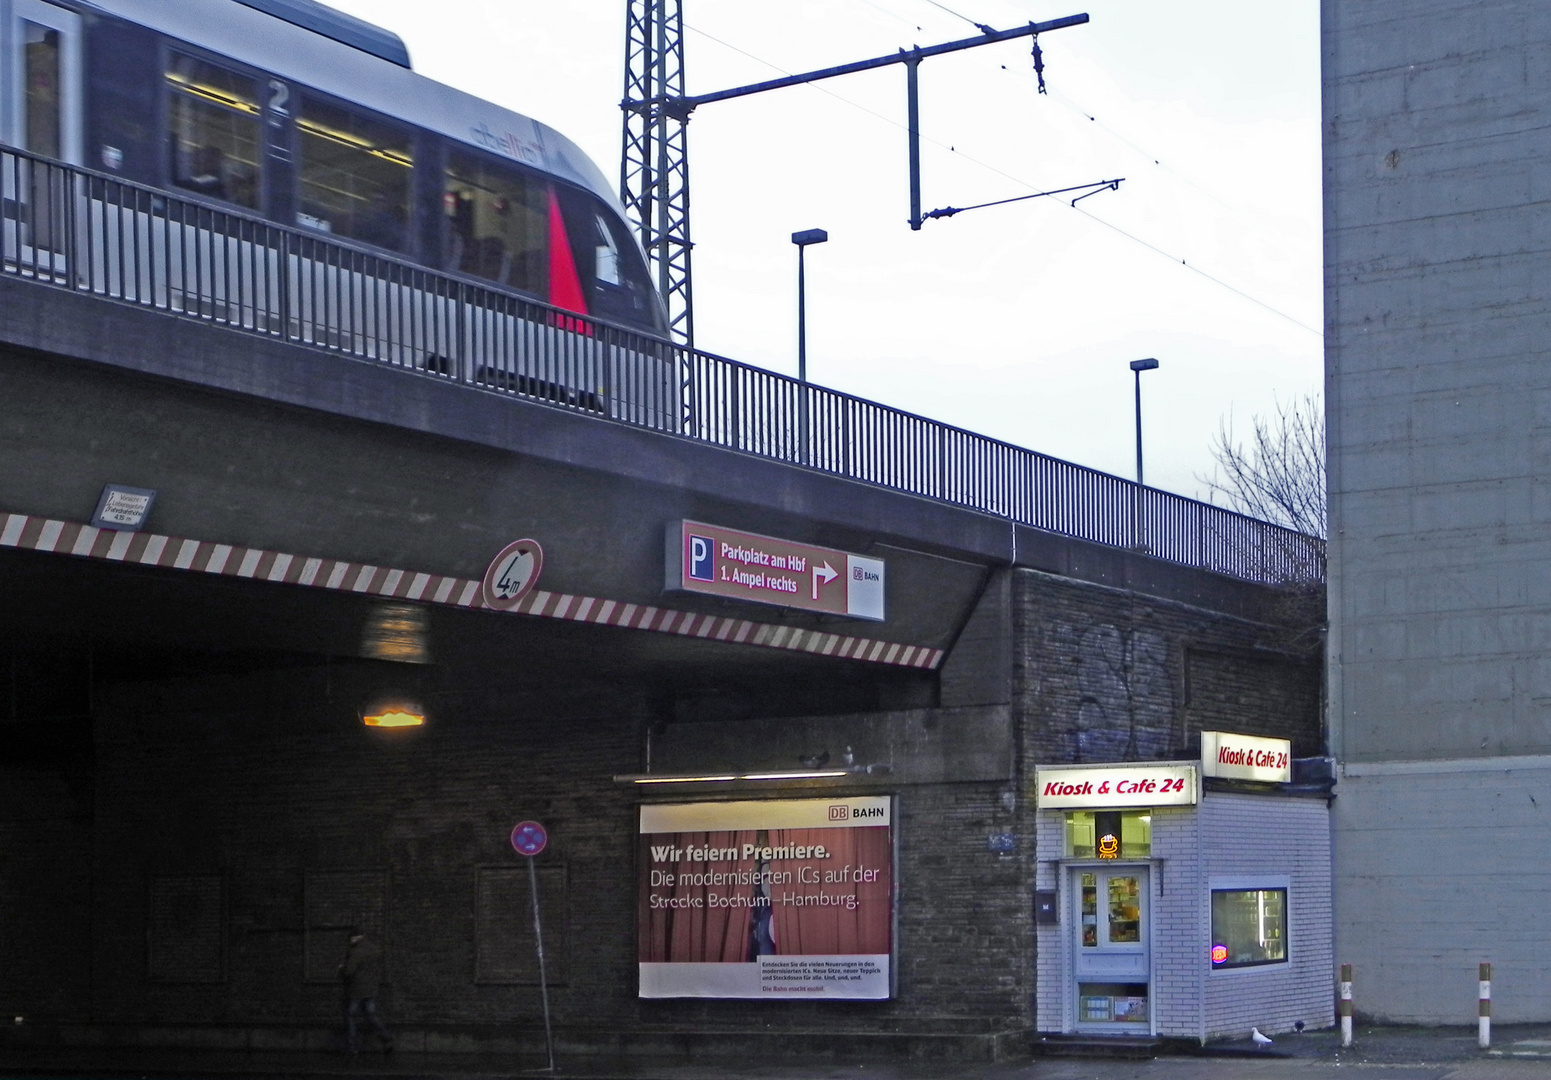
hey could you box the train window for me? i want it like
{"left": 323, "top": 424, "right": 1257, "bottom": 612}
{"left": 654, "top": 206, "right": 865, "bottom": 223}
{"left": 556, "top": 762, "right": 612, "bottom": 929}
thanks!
{"left": 554, "top": 188, "right": 662, "bottom": 331}
{"left": 593, "top": 213, "right": 621, "bottom": 286}
{"left": 296, "top": 100, "right": 412, "bottom": 250}
{"left": 443, "top": 155, "right": 547, "bottom": 296}
{"left": 165, "top": 55, "right": 261, "bottom": 209}
{"left": 23, "top": 22, "right": 61, "bottom": 157}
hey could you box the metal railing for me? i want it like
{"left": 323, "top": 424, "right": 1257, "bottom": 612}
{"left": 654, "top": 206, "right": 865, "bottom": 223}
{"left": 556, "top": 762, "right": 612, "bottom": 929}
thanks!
{"left": 1, "top": 146, "right": 1323, "bottom": 585}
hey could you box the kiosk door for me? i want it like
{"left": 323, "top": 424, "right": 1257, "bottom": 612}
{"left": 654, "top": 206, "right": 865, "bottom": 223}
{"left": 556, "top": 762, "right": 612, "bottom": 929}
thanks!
{"left": 1072, "top": 866, "right": 1150, "bottom": 1031}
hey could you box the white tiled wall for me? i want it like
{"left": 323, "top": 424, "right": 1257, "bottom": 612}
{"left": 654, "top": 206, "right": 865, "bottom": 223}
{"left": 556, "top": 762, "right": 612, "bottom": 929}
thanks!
{"left": 1198, "top": 793, "right": 1333, "bottom": 1038}
{"left": 1148, "top": 804, "right": 1204, "bottom": 1039}
{"left": 1033, "top": 810, "right": 1067, "bottom": 1033}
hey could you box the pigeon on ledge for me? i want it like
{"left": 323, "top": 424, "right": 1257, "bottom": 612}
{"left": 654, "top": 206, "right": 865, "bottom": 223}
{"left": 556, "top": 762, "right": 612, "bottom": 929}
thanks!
{"left": 1252, "top": 1027, "right": 1274, "bottom": 1049}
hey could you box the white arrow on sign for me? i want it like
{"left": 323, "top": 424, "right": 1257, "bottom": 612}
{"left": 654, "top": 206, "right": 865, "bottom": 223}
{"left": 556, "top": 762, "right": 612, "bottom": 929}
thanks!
{"left": 812, "top": 560, "right": 838, "bottom": 600}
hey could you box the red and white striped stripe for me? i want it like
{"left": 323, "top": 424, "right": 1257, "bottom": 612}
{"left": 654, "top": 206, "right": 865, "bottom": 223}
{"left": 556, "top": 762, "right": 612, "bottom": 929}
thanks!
{"left": 0, "top": 512, "right": 944, "bottom": 670}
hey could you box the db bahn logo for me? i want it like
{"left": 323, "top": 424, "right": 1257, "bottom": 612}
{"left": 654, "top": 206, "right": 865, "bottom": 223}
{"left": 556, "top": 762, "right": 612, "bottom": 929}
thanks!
{"left": 828, "top": 805, "right": 850, "bottom": 821}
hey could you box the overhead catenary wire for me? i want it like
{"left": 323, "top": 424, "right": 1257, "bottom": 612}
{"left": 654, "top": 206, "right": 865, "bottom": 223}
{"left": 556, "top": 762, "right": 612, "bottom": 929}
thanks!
{"left": 1040, "top": 87, "right": 1244, "bottom": 213}
{"left": 918, "top": 0, "right": 995, "bottom": 35}
{"left": 683, "top": 18, "right": 1320, "bottom": 337}
{"left": 866, "top": 0, "right": 1249, "bottom": 209}
{"left": 846, "top": 0, "right": 1318, "bottom": 325}
{"left": 850, "top": 0, "right": 924, "bottom": 31}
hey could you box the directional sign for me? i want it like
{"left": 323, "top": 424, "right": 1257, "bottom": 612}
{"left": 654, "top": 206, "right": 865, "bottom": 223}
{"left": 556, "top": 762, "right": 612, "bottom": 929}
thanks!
{"left": 665, "top": 521, "right": 885, "bottom": 621}
{"left": 510, "top": 820, "right": 549, "bottom": 857}
{"left": 482, "top": 539, "right": 544, "bottom": 610}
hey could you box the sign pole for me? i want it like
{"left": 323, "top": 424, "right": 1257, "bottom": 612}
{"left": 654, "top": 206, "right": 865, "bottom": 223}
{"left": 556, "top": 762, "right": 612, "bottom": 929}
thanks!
{"left": 510, "top": 821, "right": 555, "bottom": 1074}
{"left": 529, "top": 856, "right": 556, "bottom": 1073}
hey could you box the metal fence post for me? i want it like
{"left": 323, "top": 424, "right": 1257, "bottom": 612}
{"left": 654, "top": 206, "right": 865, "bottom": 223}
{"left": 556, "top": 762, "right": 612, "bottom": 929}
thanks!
{"left": 1479, "top": 962, "right": 1491, "bottom": 1049}
{"left": 1340, "top": 963, "right": 1353, "bottom": 1047}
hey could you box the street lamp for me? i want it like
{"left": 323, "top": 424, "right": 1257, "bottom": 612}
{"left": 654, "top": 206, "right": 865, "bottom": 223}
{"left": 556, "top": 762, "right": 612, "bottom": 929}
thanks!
{"left": 792, "top": 229, "right": 828, "bottom": 386}
{"left": 792, "top": 228, "right": 828, "bottom": 463}
{"left": 1129, "top": 358, "right": 1159, "bottom": 486}
{"left": 361, "top": 696, "right": 426, "bottom": 728}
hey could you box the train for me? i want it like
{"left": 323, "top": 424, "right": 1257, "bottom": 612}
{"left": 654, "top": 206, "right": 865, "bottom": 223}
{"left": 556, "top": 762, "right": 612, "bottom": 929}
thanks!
{"left": 1, "top": 0, "right": 676, "bottom": 420}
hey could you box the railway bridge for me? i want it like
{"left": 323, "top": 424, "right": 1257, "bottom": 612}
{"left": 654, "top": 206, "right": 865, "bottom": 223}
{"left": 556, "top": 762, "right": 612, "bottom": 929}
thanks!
{"left": 0, "top": 148, "right": 1325, "bottom": 1060}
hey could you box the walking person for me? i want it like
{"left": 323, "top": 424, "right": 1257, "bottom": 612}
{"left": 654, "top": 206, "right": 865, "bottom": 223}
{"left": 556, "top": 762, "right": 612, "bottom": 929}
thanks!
{"left": 339, "top": 928, "right": 392, "bottom": 1054}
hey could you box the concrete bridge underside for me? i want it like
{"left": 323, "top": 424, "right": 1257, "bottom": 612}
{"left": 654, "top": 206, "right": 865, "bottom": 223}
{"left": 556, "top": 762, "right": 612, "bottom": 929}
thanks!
{"left": 0, "top": 275, "right": 1320, "bottom": 1058}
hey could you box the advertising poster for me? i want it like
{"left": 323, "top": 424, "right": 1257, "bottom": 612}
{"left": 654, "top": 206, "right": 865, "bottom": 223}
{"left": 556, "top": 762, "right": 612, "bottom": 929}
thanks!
{"left": 638, "top": 797, "right": 893, "bottom": 1000}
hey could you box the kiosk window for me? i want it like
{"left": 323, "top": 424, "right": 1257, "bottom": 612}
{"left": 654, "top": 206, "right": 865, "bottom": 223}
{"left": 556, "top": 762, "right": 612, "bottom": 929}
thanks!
{"left": 1210, "top": 888, "right": 1287, "bottom": 968}
{"left": 1107, "top": 875, "right": 1141, "bottom": 943}
{"left": 443, "top": 155, "right": 547, "bottom": 295}
{"left": 166, "top": 55, "right": 261, "bottom": 208}
{"left": 297, "top": 100, "right": 412, "bottom": 250}
{"left": 1079, "top": 873, "right": 1097, "bottom": 947}
{"left": 1066, "top": 811, "right": 1151, "bottom": 858}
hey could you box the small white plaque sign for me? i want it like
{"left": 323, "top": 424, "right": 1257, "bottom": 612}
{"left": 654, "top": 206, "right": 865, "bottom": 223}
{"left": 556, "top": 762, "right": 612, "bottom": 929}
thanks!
{"left": 91, "top": 484, "right": 157, "bottom": 531}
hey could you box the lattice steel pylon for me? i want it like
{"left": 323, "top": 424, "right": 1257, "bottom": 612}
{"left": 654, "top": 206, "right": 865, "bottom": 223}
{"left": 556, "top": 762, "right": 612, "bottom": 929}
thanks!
{"left": 621, "top": 0, "right": 694, "bottom": 347}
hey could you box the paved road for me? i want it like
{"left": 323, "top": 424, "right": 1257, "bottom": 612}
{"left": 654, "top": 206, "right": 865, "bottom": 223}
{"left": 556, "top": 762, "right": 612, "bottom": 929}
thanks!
{"left": 6, "top": 1060, "right": 1551, "bottom": 1080}
{"left": 9, "top": 1027, "right": 1551, "bottom": 1080}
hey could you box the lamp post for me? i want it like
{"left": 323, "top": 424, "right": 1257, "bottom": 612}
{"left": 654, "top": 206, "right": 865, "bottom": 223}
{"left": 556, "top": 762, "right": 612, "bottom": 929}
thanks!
{"left": 1129, "top": 357, "right": 1159, "bottom": 551}
{"left": 792, "top": 229, "right": 828, "bottom": 463}
{"left": 1129, "top": 358, "right": 1159, "bottom": 486}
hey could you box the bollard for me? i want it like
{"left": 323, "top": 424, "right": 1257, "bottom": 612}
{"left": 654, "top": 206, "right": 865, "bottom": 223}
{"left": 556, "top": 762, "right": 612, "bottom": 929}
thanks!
{"left": 1479, "top": 962, "right": 1491, "bottom": 1049}
{"left": 1339, "top": 963, "right": 1353, "bottom": 1047}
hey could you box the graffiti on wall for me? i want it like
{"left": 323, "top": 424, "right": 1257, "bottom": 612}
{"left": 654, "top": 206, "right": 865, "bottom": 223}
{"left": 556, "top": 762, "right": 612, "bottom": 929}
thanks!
{"left": 1049, "top": 623, "right": 1176, "bottom": 761}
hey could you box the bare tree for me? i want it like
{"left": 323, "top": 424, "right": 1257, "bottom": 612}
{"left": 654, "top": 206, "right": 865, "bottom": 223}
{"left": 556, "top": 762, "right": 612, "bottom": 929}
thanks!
{"left": 1200, "top": 393, "right": 1326, "bottom": 540}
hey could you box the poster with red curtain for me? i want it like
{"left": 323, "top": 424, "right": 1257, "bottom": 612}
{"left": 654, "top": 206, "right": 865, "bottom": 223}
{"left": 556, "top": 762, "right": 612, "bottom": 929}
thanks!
{"left": 638, "top": 797, "right": 893, "bottom": 999}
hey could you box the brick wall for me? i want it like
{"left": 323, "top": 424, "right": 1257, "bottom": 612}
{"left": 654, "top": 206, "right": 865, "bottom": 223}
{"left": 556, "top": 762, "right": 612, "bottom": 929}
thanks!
{"left": 1013, "top": 569, "right": 1323, "bottom": 765}
{"left": 0, "top": 562, "right": 1323, "bottom": 1054}
{"left": 79, "top": 663, "right": 645, "bottom": 1036}
{"left": 1020, "top": 566, "right": 1327, "bottom": 1042}
{"left": 0, "top": 644, "right": 93, "bottom": 1024}
{"left": 45, "top": 661, "right": 1033, "bottom": 1047}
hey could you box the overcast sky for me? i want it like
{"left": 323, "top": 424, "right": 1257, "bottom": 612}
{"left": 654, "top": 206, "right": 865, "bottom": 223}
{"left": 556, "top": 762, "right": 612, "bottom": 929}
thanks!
{"left": 327, "top": 0, "right": 1321, "bottom": 500}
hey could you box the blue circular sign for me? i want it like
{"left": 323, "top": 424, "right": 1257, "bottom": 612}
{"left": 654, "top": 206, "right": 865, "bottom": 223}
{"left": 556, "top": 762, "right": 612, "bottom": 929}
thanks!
{"left": 510, "top": 820, "right": 548, "bottom": 857}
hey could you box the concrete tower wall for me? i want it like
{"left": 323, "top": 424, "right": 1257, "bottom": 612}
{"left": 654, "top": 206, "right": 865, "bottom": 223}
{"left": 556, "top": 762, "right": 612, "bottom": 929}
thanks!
{"left": 1324, "top": 0, "right": 1551, "bottom": 1021}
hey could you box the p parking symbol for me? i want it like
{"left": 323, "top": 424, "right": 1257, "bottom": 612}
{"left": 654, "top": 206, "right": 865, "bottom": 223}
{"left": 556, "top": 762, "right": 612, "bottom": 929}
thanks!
{"left": 689, "top": 535, "right": 714, "bottom": 581}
